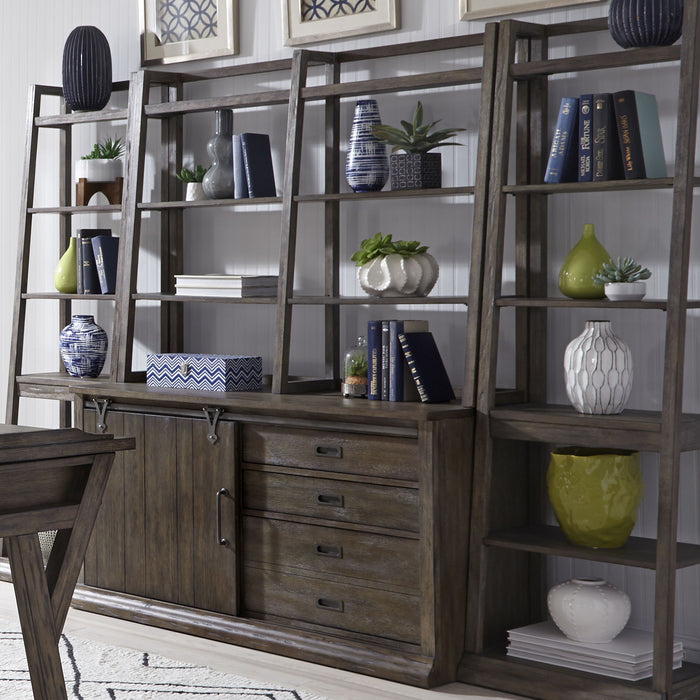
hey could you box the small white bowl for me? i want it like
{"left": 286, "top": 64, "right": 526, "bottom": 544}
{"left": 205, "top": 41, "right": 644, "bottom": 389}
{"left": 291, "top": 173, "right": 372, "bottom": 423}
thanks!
{"left": 604, "top": 281, "right": 646, "bottom": 301}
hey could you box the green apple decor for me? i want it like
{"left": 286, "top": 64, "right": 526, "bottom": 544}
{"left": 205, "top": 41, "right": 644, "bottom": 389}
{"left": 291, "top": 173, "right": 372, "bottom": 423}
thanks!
{"left": 559, "top": 223, "right": 611, "bottom": 299}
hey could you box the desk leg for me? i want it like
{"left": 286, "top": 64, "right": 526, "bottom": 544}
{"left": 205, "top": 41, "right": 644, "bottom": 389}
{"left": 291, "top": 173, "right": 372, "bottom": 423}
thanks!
{"left": 6, "top": 533, "right": 67, "bottom": 700}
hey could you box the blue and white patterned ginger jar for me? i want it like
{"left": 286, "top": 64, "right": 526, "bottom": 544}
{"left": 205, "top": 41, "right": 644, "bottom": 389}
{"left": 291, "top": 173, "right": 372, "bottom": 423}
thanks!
{"left": 345, "top": 99, "right": 389, "bottom": 193}
{"left": 60, "top": 315, "right": 108, "bottom": 378}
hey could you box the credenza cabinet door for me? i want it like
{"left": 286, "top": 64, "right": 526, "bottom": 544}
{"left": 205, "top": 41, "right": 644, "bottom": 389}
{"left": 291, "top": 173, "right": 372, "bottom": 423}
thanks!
{"left": 83, "top": 409, "right": 238, "bottom": 616}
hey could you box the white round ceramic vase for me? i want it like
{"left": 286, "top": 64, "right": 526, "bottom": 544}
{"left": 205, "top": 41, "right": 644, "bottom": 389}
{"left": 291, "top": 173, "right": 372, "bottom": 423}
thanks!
{"left": 564, "top": 320, "right": 632, "bottom": 414}
{"left": 547, "top": 577, "right": 631, "bottom": 643}
{"left": 358, "top": 252, "right": 439, "bottom": 297}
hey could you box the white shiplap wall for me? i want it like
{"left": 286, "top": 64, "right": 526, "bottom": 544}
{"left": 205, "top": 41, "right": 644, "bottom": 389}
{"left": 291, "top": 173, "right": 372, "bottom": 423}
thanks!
{"left": 4, "top": 0, "right": 700, "bottom": 661}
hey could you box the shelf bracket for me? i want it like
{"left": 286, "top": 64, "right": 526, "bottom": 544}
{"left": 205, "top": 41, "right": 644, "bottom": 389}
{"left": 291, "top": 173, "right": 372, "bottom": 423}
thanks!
{"left": 90, "top": 398, "right": 111, "bottom": 434}
{"left": 202, "top": 407, "right": 223, "bottom": 445}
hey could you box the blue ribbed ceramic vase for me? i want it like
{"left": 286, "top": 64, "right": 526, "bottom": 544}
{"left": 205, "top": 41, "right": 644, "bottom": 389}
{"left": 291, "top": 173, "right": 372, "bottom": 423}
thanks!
{"left": 345, "top": 100, "right": 389, "bottom": 193}
{"left": 60, "top": 315, "right": 108, "bottom": 378}
{"left": 62, "top": 26, "right": 112, "bottom": 111}
{"left": 609, "top": 0, "right": 683, "bottom": 48}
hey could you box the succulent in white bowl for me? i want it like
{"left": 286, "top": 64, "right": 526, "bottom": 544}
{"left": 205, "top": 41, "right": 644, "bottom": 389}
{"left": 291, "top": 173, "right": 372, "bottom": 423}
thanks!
{"left": 351, "top": 232, "right": 439, "bottom": 297}
{"left": 593, "top": 256, "right": 651, "bottom": 301}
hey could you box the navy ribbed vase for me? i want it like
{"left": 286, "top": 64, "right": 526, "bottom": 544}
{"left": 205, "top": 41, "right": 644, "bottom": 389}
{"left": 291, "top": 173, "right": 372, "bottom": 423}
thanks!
{"left": 62, "top": 26, "right": 112, "bottom": 111}
{"left": 345, "top": 100, "right": 389, "bottom": 193}
{"left": 609, "top": 0, "right": 683, "bottom": 48}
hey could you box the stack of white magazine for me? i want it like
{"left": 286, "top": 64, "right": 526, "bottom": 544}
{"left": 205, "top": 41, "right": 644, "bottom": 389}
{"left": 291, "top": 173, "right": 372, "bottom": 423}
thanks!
{"left": 174, "top": 274, "right": 278, "bottom": 298}
{"left": 507, "top": 621, "right": 683, "bottom": 681}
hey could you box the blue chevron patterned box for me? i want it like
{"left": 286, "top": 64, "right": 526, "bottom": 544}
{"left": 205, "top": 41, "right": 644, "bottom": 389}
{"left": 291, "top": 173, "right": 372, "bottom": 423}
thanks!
{"left": 146, "top": 353, "right": 263, "bottom": 392}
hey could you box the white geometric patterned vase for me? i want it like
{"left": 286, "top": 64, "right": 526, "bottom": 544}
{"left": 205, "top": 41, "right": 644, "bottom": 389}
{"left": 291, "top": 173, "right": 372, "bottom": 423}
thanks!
{"left": 564, "top": 320, "right": 632, "bottom": 414}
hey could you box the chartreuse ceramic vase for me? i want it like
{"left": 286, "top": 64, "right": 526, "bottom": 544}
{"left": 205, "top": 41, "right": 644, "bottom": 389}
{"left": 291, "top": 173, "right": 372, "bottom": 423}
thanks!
{"left": 547, "top": 447, "right": 643, "bottom": 548}
{"left": 54, "top": 237, "right": 78, "bottom": 294}
{"left": 558, "top": 223, "right": 611, "bottom": 299}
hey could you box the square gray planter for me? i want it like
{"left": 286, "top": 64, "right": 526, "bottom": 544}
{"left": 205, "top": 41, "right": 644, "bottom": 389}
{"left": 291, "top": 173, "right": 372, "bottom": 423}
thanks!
{"left": 390, "top": 153, "right": 442, "bottom": 190}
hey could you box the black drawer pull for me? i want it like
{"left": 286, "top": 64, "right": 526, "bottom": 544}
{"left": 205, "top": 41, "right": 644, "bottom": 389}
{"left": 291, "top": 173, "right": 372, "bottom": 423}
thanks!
{"left": 316, "top": 597, "right": 344, "bottom": 612}
{"left": 314, "top": 444, "right": 342, "bottom": 459}
{"left": 315, "top": 543, "right": 343, "bottom": 558}
{"left": 316, "top": 493, "right": 344, "bottom": 507}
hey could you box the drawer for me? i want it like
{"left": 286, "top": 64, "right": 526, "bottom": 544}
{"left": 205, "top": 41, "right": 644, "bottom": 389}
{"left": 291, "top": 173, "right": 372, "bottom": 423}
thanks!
{"left": 242, "top": 424, "right": 419, "bottom": 481}
{"left": 242, "top": 516, "right": 419, "bottom": 590}
{"left": 242, "top": 565, "right": 420, "bottom": 644}
{"left": 243, "top": 470, "right": 419, "bottom": 532}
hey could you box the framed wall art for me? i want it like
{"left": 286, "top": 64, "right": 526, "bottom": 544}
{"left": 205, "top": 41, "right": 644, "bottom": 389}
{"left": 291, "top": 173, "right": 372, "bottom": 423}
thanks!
{"left": 461, "top": 0, "right": 602, "bottom": 20}
{"left": 140, "top": 0, "right": 238, "bottom": 65}
{"left": 283, "top": 0, "right": 400, "bottom": 46}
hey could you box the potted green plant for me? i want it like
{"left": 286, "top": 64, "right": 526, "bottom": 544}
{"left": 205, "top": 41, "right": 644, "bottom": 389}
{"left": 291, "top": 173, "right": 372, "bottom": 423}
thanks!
{"left": 592, "top": 256, "right": 652, "bottom": 301}
{"left": 351, "top": 232, "right": 439, "bottom": 297}
{"left": 371, "top": 101, "right": 465, "bottom": 190}
{"left": 176, "top": 165, "right": 209, "bottom": 201}
{"left": 75, "top": 136, "right": 125, "bottom": 183}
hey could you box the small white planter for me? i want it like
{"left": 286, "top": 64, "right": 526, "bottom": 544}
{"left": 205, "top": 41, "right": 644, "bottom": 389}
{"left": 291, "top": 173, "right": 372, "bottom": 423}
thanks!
{"left": 185, "top": 182, "right": 207, "bottom": 201}
{"left": 75, "top": 158, "right": 123, "bottom": 183}
{"left": 604, "top": 281, "right": 647, "bottom": 301}
{"left": 358, "top": 252, "right": 439, "bottom": 297}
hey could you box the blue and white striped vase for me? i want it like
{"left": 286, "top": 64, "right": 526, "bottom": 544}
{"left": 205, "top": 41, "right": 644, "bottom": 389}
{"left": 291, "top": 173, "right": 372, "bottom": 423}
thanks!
{"left": 60, "top": 315, "right": 108, "bottom": 378}
{"left": 345, "top": 99, "right": 389, "bottom": 193}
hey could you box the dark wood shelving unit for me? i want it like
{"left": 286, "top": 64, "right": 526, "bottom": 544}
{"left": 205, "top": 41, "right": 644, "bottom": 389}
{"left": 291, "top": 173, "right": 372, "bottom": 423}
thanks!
{"left": 460, "top": 10, "right": 700, "bottom": 700}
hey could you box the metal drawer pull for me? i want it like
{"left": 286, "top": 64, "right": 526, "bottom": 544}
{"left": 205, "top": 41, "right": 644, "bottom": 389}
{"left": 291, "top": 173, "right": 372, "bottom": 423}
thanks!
{"left": 216, "top": 488, "right": 230, "bottom": 546}
{"left": 316, "top": 493, "right": 344, "bottom": 507}
{"left": 316, "top": 597, "right": 344, "bottom": 612}
{"left": 314, "top": 444, "right": 342, "bottom": 459}
{"left": 315, "top": 543, "right": 343, "bottom": 558}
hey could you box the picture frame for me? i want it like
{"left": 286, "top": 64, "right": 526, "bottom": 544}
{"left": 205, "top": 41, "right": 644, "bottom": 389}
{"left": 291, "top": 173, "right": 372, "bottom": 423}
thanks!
{"left": 282, "top": 0, "right": 399, "bottom": 46}
{"left": 461, "top": 0, "right": 602, "bottom": 20}
{"left": 140, "top": 0, "right": 238, "bottom": 66}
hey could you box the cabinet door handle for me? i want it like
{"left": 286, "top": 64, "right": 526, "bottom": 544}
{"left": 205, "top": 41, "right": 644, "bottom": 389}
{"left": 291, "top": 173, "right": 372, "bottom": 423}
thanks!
{"left": 216, "top": 487, "right": 230, "bottom": 546}
{"left": 316, "top": 597, "right": 344, "bottom": 612}
{"left": 314, "top": 444, "right": 342, "bottom": 459}
{"left": 315, "top": 543, "right": 343, "bottom": 558}
{"left": 316, "top": 493, "right": 344, "bottom": 507}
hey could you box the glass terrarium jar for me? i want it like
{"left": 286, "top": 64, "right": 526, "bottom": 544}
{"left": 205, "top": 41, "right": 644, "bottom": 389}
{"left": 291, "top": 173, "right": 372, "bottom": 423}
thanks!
{"left": 342, "top": 335, "right": 368, "bottom": 398}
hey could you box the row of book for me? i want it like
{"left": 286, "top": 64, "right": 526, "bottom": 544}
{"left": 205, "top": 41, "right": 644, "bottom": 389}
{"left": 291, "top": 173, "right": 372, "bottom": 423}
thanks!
{"left": 76, "top": 228, "right": 119, "bottom": 295}
{"left": 232, "top": 133, "right": 277, "bottom": 199}
{"left": 174, "top": 274, "right": 278, "bottom": 298}
{"left": 367, "top": 319, "right": 455, "bottom": 403}
{"left": 507, "top": 621, "right": 683, "bottom": 681}
{"left": 545, "top": 90, "right": 667, "bottom": 184}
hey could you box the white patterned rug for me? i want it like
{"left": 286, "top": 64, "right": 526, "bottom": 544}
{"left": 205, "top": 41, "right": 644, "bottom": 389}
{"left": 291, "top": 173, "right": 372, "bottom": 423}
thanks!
{"left": 0, "top": 623, "right": 330, "bottom": 699}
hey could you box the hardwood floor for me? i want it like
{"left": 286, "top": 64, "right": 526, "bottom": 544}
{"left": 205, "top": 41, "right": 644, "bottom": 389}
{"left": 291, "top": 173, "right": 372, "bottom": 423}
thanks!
{"left": 0, "top": 580, "right": 528, "bottom": 700}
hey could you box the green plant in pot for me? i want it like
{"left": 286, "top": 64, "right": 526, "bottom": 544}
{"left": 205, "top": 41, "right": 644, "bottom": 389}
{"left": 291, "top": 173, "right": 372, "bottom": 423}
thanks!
{"left": 75, "top": 136, "right": 125, "bottom": 183}
{"left": 351, "top": 232, "right": 439, "bottom": 297}
{"left": 176, "top": 165, "right": 209, "bottom": 201}
{"left": 371, "top": 101, "right": 465, "bottom": 190}
{"left": 593, "top": 256, "right": 651, "bottom": 301}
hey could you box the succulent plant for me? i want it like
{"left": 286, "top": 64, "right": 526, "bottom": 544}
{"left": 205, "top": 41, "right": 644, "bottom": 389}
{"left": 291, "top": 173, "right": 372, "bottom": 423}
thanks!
{"left": 350, "top": 232, "right": 428, "bottom": 267}
{"left": 371, "top": 101, "right": 465, "bottom": 154}
{"left": 176, "top": 165, "right": 208, "bottom": 183}
{"left": 347, "top": 351, "right": 368, "bottom": 378}
{"left": 592, "top": 257, "right": 652, "bottom": 284}
{"left": 82, "top": 136, "right": 125, "bottom": 160}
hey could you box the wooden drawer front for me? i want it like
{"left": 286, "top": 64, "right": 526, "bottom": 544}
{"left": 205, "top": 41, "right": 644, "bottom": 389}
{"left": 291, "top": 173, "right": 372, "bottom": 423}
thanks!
{"left": 242, "top": 424, "right": 419, "bottom": 480}
{"left": 243, "top": 566, "right": 420, "bottom": 644}
{"left": 243, "top": 470, "right": 419, "bottom": 532}
{"left": 242, "top": 516, "right": 419, "bottom": 590}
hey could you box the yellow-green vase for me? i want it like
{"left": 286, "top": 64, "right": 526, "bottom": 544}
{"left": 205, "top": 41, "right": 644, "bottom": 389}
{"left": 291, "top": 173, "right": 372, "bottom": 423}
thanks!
{"left": 54, "top": 237, "right": 78, "bottom": 294}
{"left": 547, "top": 447, "right": 643, "bottom": 548}
{"left": 558, "top": 223, "right": 610, "bottom": 299}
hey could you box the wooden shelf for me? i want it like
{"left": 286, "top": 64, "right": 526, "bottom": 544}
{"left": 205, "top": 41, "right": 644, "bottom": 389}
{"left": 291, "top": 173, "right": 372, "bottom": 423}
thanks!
{"left": 295, "top": 186, "right": 475, "bottom": 202}
{"left": 133, "top": 293, "right": 277, "bottom": 304}
{"left": 35, "top": 107, "right": 129, "bottom": 127}
{"left": 503, "top": 177, "right": 677, "bottom": 194}
{"left": 484, "top": 524, "right": 700, "bottom": 570}
{"left": 139, "top": 196, "right": 282, "bottom": 209}
{"left": 495, "top": 296, "right": 672, "bottom": 309}
{"left": 27, "top": 204, "right": 121, "bottom": 214}
{"left": 23, "top": 293, "right": 116, "bottom": 301}
{"left": 289, "top": 295, "right": 469, "bottom": 306}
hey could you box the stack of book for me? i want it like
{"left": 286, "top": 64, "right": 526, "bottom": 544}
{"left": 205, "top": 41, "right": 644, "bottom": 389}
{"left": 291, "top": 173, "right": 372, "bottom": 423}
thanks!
{"left": 366, "top": 320, "right": 455, "bottom": 403}
{"left": 507, "top": 621, "right": 683, "bottom": 681}
{"left": 174, "top": 274, "right": 278, "bottom": 298}
{"left": 76, "top": 228, "right": 119, "bottom": 294}
{"left": 544, "top": 90, "right": 666, "bottom": 184}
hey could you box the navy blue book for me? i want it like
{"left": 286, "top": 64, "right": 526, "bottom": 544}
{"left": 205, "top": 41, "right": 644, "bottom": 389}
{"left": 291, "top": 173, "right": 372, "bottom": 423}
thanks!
{"left": 76, "top": 228, "right": 110, "bottom": 294}
{"left": 233, "top": 134, "right": 249, "bottom": 198}
{"left": 381, "top": 321, "right": 391, "bottom": 401}
{"left": 367, "top": 320, "right": 382, "bottom": 401}
{"left": 398, "top": 331, "right": 455, "bottom": 404}
{"left": 578, "top": 94, "right": 593, "bottom": 182}
{"left": 240, "top": 133, "right": 276, "bottom": 197}
{"left": 389, "top": 319, "right": 429, "bottom": 402}
{"left": 91, "top": 235, "right": 119, "bottom": 294}
{"left": 592, "top": 93, "right": 624, "bottom": 181}
{"left": 544, "top": 97, "right": 579, "bottom": 184}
